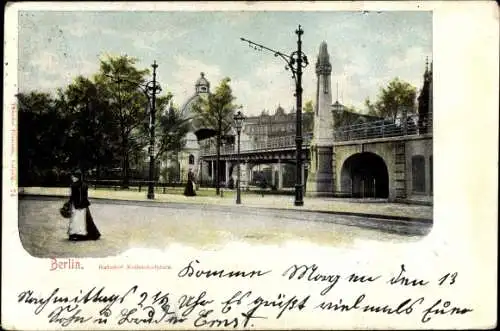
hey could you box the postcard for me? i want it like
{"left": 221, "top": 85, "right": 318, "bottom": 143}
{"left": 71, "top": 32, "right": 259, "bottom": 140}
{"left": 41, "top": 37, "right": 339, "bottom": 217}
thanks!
{"left": 2, "top": 1, "right": 498, "bottom": 330}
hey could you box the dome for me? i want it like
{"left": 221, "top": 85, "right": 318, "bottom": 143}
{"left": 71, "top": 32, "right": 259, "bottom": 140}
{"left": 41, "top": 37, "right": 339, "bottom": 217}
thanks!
{"left": 275, "top": 104, "right": 285, "bottom": 115}
{"left": 195, "top": 72, "right": 210, "bottom": 93}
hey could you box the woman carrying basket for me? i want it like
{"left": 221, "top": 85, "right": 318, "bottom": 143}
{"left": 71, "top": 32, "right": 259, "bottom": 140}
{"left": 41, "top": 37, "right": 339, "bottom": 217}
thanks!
{"left": 66, "top": 170, "right": 101, "bottom": 241}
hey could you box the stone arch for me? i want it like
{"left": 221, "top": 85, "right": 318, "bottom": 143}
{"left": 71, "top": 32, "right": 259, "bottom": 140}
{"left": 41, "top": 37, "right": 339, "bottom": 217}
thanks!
{"left": 340, "top": 152, "right": 389, "bottom": 198}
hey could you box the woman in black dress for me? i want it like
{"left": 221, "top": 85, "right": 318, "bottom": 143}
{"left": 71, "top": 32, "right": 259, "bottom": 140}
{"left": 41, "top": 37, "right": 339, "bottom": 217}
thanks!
{"left": 183, "top": 170, "right": 196, "bottom": 197}
{"left": 67, "top": 170, "right": 101, "bottom": 241}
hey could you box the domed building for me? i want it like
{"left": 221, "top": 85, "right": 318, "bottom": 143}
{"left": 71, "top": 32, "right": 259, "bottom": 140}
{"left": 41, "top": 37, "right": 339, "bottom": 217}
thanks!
{"left": 159, "top": 72, "right": 210, "bottom": 183}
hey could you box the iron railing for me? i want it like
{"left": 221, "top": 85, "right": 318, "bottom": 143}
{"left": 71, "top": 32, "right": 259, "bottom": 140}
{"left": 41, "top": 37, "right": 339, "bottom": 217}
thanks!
{"left": 200, "top": 134, "right": 312, "bottom": 156}
{"left": 199, "top": 113, "right": 432, "bottom": 156}
{"left": 333, "top": 112, "right": 432, "bottom": 142}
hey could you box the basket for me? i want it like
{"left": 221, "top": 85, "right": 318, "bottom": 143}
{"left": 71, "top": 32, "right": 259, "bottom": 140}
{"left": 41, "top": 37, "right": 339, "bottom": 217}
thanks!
{"left": 60, "top": 201, "right": 72, "bottom": 218}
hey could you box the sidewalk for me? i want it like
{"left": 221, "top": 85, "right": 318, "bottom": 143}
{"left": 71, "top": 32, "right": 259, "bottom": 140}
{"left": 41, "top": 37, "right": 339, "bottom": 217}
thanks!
{"left": 19, "top": 187, "right": 433, "bottom": 222}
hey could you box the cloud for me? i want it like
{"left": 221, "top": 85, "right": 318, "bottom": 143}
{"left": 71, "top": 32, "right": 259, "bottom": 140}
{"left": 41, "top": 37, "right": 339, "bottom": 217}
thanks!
{"left": 65, "top": 23, "right": 95, "bottom": 38}
{"left": 131, "top": 38, "right": 156, "bottom": 51}
{"left": 170, "top": 55, "right": 224, "bottom": 104}
{"left": 23, "top": 50, "right": 99, "bottom": 93}
{"left": 17, "top": 11, "right": 431, "bottom": 117}
{"left": 169, "top": 55, "right": 299, "bottom": 117}
{"left": 383, "top": 46, "right": 430, "bottom": 93}
{"left": 386, "top": 46, "right": 430, "bottom": 71}
{"left": 243, "top": 61, "right": 297, "bottom": 115}
{"left": 63, "top": 58, "right": 100, "bottom": 82}
{"left": 100, "top": 25, "right": 189, "bottom": 52}
{"left": 223, "top": 12, "right": 257, "bottom": 26}
{"left": 29, "top": 51, "right": 60, "bottom": 73}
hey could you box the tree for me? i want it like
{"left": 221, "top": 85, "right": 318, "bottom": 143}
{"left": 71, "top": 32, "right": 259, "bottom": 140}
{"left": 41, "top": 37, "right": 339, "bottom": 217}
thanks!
{"left": 302, "top": 100, "right": 315, "bottom": 134}
{"left": 135, "top": 94, "right": 191, "bottom": 170}
{"left": 155, "top": 97, "right": 191, "bottom": 162}
{"left": 191, "top": 77, "right": 240, "bottom": 195}
{"left": 365, "top": 78, "right": 417, "bottom": 121}
{"left": 94, "top": 55, "right": 150, "bottom": 187}
{"left": 303, "top": 100, "right": 314, "bottom": 113}
{"left": 17, "top": 91, "right": 65, "bottom": 184}
{"left": 60, "top": 75, "right": 120, "bottom": 177}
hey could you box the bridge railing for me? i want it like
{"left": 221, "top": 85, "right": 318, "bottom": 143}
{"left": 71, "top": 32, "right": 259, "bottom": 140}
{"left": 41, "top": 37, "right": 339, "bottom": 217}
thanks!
{"left": 333, "top": 112, "right": 432, "bottom": 142}
{"left": 200, "top": 134, "right": 312, "bottom": 156}
{"left": 199, "top": 113, "right": 432, "bottom": 155}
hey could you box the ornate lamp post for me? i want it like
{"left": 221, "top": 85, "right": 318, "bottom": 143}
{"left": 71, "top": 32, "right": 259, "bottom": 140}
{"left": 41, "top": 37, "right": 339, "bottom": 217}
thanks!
{"left": 332, "top": 100, "right": 344, "bottom": 113}
{"left": 146, "top": 61, "right": 162, "bottom": 199}
{"left": 241, "top": 25, "right": 309, "bottom": 206}
{"left": 106, "top": 60, "right": 162, "bottom": 199}
{"left": 233, "top": 111, "right": 245, "bottom": 204}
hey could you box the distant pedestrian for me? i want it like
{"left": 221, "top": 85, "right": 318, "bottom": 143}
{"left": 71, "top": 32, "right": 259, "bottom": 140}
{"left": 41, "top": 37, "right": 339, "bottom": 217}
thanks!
{"left": 261, "top": 177, "right": 267, "bottom": 197}
{"left": 184, "top": 170, "right": 196, "bottom": 196}
{"left": 67, "top": 170, "right": 101, "bottom": 241}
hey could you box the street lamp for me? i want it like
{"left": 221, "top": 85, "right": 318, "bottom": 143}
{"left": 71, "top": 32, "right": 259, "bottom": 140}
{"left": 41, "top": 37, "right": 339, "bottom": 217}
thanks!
{"left": 146, "top": 61, "right": 162, "bottom": 200}
{"left": 241, "top": 25, "right": 309, "bottom": 206}
{"left": 332, "top": 100, "right": 344, "bottom": 113}
{"left": 233, "top": 110, "right": 245, "bottom": 204}
{"left": 105, "top": 60, "right": 162, "bottom": 199}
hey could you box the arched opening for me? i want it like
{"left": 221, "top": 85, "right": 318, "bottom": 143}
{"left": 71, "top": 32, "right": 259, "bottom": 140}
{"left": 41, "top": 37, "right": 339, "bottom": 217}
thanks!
{"left": 340, "top": 152, "right": 389, "bottom": 198}
{"left": 188, "top": 154, "right": 195, "bottom": 165}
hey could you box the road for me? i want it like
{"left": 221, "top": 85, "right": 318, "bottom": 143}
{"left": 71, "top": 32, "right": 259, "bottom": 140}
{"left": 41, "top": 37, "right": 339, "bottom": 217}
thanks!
{"left": 18, "top": 196, "right": 432, "bottom": 258}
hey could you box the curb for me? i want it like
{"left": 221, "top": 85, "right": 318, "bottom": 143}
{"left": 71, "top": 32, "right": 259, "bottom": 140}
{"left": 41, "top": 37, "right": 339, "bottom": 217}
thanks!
{"left": 19, "top": 193, "right": 433, "bottom": 224}
{"left": 394, "top": 198, "right": 433, "bottom": 206}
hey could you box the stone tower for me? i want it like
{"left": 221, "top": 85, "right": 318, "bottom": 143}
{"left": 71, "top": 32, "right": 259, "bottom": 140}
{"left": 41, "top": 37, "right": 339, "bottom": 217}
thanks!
{"left": 306, "top": 42, "right": 335, "bottom": 196}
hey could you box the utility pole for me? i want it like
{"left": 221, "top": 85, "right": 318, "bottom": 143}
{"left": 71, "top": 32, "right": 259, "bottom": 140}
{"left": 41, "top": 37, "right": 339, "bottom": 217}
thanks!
{"left": 241, "top": 25, "right": 309, "bottom": 206}
{"left": 105, "top": 61, "right": 162, "bottom": 199}
{"left": 147, "top": 61, "right": 161, "bottom": 199}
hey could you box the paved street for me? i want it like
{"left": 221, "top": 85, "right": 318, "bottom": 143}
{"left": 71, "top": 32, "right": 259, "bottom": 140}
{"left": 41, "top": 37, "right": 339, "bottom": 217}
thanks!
{"left": 19, "top": 196, "right": 431, "bottom": 258}
{"left": 20, "top": 187, "right": 433, "bottom": 220}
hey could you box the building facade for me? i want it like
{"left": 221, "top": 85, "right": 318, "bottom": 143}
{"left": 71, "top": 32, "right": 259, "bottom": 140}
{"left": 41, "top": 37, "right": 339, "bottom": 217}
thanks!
{"left": 243, "top": 106, "right": 313, "bottom": 144}
{"left": 307, "top": 41, "right": 433, "bottom": 202}
{"left": 167, "top": 43, "right": 433, "bottom": 204}
{"left": 159, "top": 72, "right": 210, "bottom": 183}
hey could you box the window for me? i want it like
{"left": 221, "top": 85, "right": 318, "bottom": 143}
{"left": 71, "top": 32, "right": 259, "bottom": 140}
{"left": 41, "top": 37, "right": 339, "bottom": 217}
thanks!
{"left": 315, "top": 149, "right": 319, "bottom": 170}
{"left": 412, "top": 155, "right": 425, "bottom": 193}
{"left": 430, "top": 155, "right": 433, "bottom": 195}
{"left": 189, "top": 154, "right": 195, "bottom": 165}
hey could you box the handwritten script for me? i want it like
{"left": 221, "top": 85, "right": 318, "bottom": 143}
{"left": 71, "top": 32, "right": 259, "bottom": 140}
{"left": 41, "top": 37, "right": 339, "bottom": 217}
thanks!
{"left": 16, "top": 261, "right": 473, "bottom": 328}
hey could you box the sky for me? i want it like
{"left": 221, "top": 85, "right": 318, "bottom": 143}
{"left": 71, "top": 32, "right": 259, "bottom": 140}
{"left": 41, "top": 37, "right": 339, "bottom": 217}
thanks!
{"left": 18, "top": 9, "right": 431, "bottom": 116}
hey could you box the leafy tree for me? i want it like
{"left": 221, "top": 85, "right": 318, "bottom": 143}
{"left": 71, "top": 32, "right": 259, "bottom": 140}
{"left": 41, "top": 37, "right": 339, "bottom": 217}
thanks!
{"left": 155, "top": 97, "right": 191, "bottom": 162}
{"left": 303, "top": 100, "right": 314, "bottom": 113}
{"left": 301, "top": 103, "right": 312, "bottom": 134}
{"left": 302, "top": 100, "right": 315, "bottom": 134}
{"left": 134, "top": 94, "right": 191, "bottom": 173}
{"left": 94, "top": 55, "right": 150, "bottom": 187}
{"left": 191, "top": 77, "right": 240, "bottom": 195}
{"left": 60, "top": 76, "right": 119, "bottom": 177}
{"left": 17, "top": 91, "right": 68, "bottom": 184}
{"left": 365, "top": 78, "right": 417, "bottom": 121}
